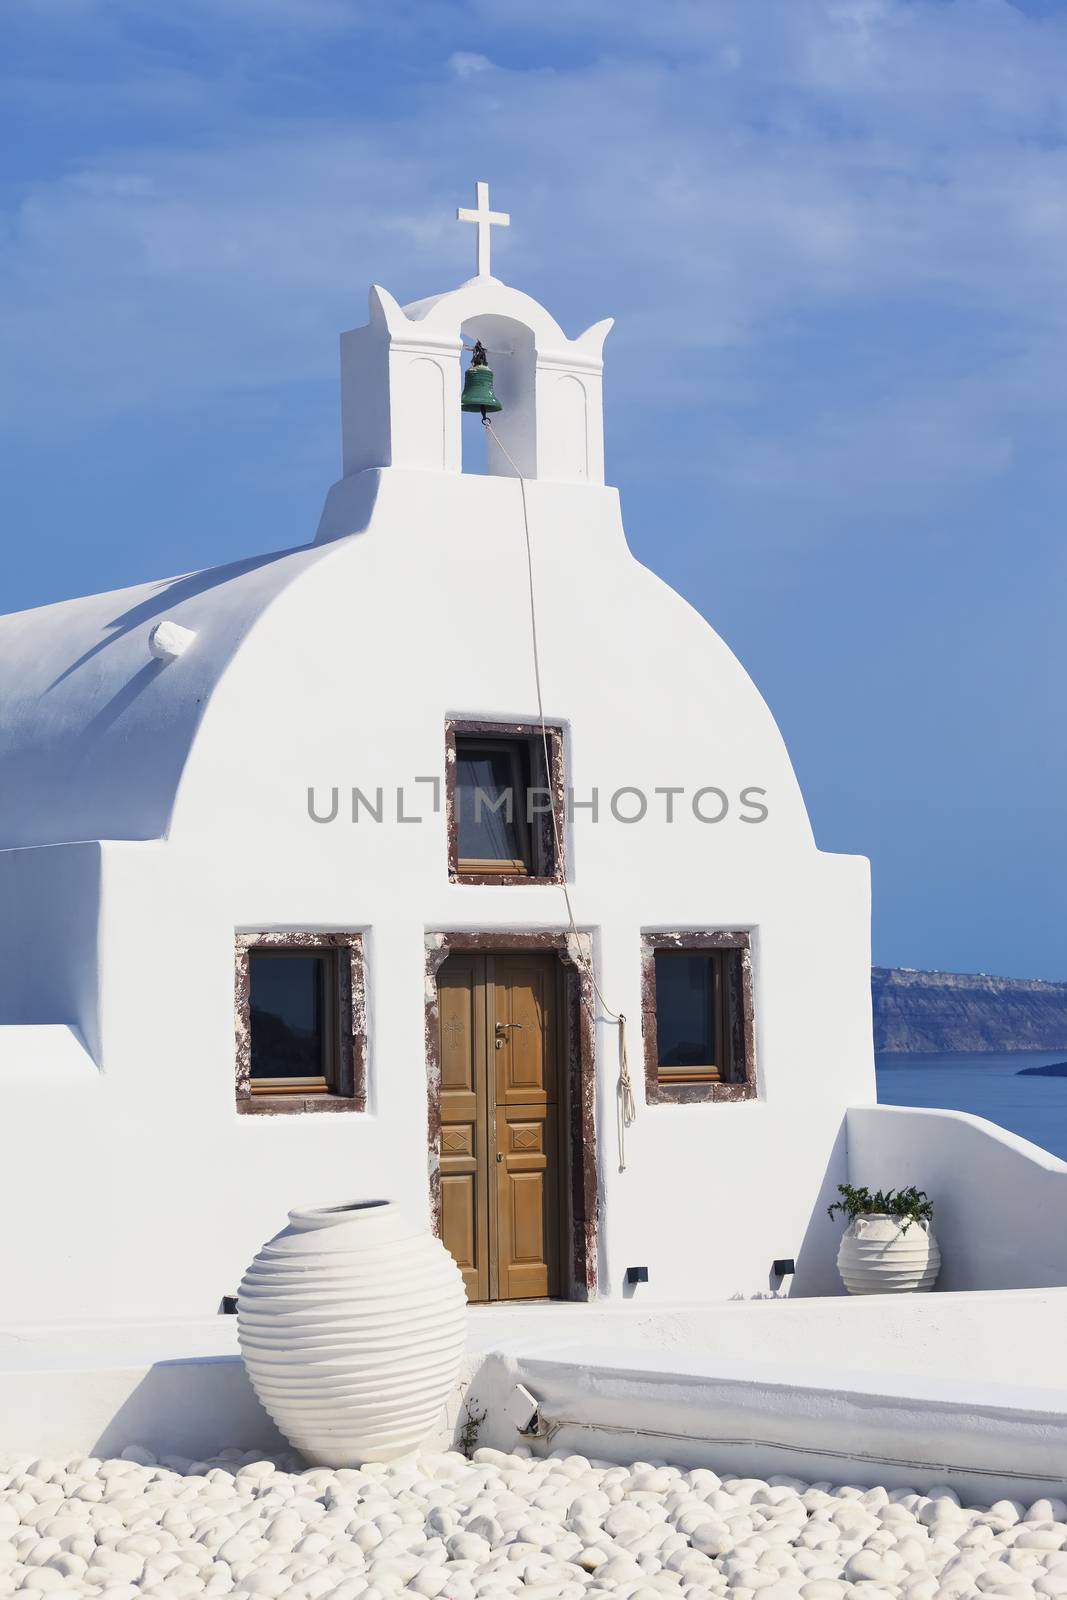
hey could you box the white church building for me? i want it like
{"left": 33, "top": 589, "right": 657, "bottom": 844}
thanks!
{"left": 0, "top": 184, "right": 880, "bottom": 1326}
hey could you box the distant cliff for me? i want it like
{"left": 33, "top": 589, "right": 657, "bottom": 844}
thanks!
{"left": 873, "top": 967, "right": 1067, "bottom": 1054}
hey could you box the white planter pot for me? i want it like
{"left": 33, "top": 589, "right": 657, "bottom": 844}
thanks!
{"left": 836, "top": 1213, "right": 941, "bottom": 1295}
{"left": 237, "top": 1200, "right": 467, "bottom": 1465}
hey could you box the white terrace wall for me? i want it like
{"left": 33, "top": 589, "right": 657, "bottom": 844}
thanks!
{"left": 0, "top": 843, "right": 102, "bottom": 1060}
{"left": 471, "top": 1346, "right": 1067, "bottom": 1503}
{"left": 847, "top": 1105, "right": 1067, "bottom": 1290}
{"left": 3, "top": 1289, "right": 1066, "bottom": 1472}
{"left": 465, "top": 1287, "right": 1067, "bottom": 1390}
{"left": 0, "top": 469, "right": 874, "bottom": 1323}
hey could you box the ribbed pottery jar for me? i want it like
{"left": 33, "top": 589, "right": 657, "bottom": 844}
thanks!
{"left": 836, "top": 1213, "right": 941, "bottom": 1295}
{"left": 237, "top": 1201, "right": 467, "bottom": 1466}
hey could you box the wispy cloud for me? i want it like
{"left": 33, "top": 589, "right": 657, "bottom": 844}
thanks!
{"left": 448, "top": 51, "right": 493, "bottom": 78}
{"left": 3, "top": 0, "right": 1067, "bottom": 501}
{"left": 4, "top": 1, "right": 1067, "bottom": 978}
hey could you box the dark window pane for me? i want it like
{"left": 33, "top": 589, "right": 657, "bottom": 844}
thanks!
{"left": 656, "top": 954, "right": 716, "bottom": 1068}
{"left": 250, "top": 954, "right": 326, "bottom": 1080}
{"left": 456, "top": 743, "right": 528, "bottom": 864}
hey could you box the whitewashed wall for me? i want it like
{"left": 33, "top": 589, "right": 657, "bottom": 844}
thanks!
{"left": 0, "top": 467, "right": 874, "bottom": 1322}
{"left": 0, "top": 843, "right": 102, "bottom": 1060}
{"left": 3, "top": 1288, "right": 1065, "bottom": 1471}
{"left": 847, "top": 1104, "right": 1067, "bottom": 1291}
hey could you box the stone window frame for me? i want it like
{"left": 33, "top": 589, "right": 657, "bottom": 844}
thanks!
{"left": 235, "top": 931, "right": 367, "bottom": 1116}
{"left": 424, "top": 930, "right": 598, "bottom": 1300}
{"left": 641, "top": 931, "right": 757, "bottom": 1105}
{"left": 445, "top": 718, "right": 566, "bottom": 886}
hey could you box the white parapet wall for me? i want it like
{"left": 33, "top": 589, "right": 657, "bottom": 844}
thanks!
{"left": 460, "top": 1295, "right": 1067, "bottom": 1501}
{"left": 846, "top": 1104, "right": 1067, "bottom": 1291}
{"left": 4, "top": 1290, "right": 1067, "bottom": 1501}
{"left": 469, "top": 1346, "right": 1067, "bottom": 1504}
{"left": 465, "top": 1289, "right": 1067, "bottom": 1390}
{"left": 0, "top": 1320, "right": 284, "bottom": 1461}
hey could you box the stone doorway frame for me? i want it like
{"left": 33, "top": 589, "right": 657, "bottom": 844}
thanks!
{"left": 424, "top": 930, "right": 599, "bottom": 1301}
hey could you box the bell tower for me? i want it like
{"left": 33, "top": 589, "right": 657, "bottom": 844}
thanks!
{"left": 334, "top": 182, "right": 613, "bottom": 487}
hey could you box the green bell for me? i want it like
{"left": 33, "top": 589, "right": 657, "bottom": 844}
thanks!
{"left": 460, "top": 340, "right": 502, "bottom": 415}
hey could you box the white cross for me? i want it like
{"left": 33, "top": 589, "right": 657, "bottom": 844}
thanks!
{"left": 456, "top": 180, "right": 510, "bottom": 279}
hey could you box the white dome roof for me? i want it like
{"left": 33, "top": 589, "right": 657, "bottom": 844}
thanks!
{"left": 0, "top": 538, "right": 337, "bottom": 848}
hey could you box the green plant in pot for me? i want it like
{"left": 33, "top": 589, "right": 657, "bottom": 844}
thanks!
{"left": 828, "top": 1184, "right": 940, "bottom": 1295}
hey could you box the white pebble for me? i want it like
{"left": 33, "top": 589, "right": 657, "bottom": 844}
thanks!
{"left": 3, "top": 1442, "right": 1055, "bottom": 1600}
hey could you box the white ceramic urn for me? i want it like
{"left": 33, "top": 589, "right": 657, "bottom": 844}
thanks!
{"left": 237, "top": 1200, "right": 467, "bottom": 1465}
{"left": 836, "top": 1213, "right": 941, "bottom": 1295}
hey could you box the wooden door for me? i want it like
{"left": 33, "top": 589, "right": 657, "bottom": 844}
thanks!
{"left": 438, "top": 952, "right": 561, "bottom": 1302}
{"left": 438, "top": 956, "right": 490, "bottom": 1303}
{"left": 490, "top": 954, "right": 560, "bottom": 1300}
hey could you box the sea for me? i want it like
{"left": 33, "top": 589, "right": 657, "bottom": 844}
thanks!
{"left": 875, "top": 1050, "right": 1067, "bottom": 1163}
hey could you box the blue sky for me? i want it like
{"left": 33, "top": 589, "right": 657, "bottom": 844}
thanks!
{"left": 2, "top": 0, "right": 1065, "bottom": 980}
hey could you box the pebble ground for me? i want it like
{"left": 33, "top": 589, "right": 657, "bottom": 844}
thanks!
{"left": 2, "top": 1445, "right": 1066, "bottom": 1600}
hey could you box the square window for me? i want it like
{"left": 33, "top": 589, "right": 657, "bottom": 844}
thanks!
{"left": 235, "top": 933, "right": 366, "bottom": 1114}
{"left": 447, "top": 722, "right": 564, "bottom": 883}
{"left": 642, "top": 935, "right": 756, "bottom": 1104}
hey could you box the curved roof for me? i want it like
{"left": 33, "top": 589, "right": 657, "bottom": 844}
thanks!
{"left": 0, "top": 537, "right": 338, "bottom": 849}
{"left": 0, "top": 465, "right": 813, "bottom": 856}
{"left": 392, "top": 279, "right": 612, "bottom": 362}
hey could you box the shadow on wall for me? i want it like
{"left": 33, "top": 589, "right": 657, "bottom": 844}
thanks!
{"left": 46, "top": 546, "right": 311, "bottom": 692}
{"left": 80, "top": 658, "right": 168, "bottom": 741}
{"left": 788, "top": 1116, "right": 850, "bottom": 1300}
{"left": 696, "top": 1119, "right": 850, "bottom": 1303}
{"left": 91, "top": 1357, "right": 285, "bottom": 1462}
{"left": 0, "top": 845, "right": 103, "bottom": 1060}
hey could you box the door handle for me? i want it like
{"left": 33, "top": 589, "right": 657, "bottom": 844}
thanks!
{"left": 495, "top": 1021, "right": 524, "bottom": 1050}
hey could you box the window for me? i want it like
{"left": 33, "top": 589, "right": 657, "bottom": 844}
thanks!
{"left": 235, "top": 932, "right": 366, "bottom": 1115}
{"left": 446, "top": 720, "right": 565, "bottom": 884}
{"left": 641, "top": 933, "right": 756, "bottom": 1104}
{"left": 654, "top": 952, "right": 729, "bottom": 1084}
{"left": 455, "top": 738, "right": 532, "bottom": 874}
{"left": 249, "top": 951, "right": 335, "bottom": 1092}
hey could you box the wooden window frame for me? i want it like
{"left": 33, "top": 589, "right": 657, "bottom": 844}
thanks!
{"left": 641, "top": 932, "right": 757, "bottom": 1105}
{"left": 653, "top": 950, "right": 729, "bottom": 1087}
{"left": 453, "top": 737, "right": 533, "bottom": 876}
{"left": 246, "top": 947, "right": 337, "bottom": 1096}
{"left": 235, "top": 932, "right": 366, "bottom": 1116}
{"left": 446, "top": 719, "right": 566, "bottom": 886}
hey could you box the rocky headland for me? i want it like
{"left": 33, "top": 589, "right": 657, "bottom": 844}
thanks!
{"left": 872, "top": 967, "right": 1067, "bottom": 1054}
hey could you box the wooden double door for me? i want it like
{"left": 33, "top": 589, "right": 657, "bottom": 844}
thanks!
{"left": 438, "top": 952, "right": 562, "bottom": 1303}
